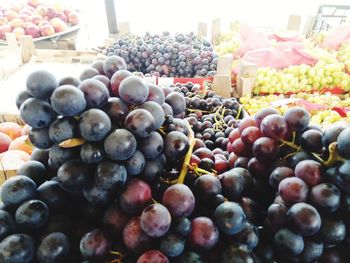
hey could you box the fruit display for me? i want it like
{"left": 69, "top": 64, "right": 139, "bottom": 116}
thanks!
{"left": 105, "top": 32, "right": 218, "bottom": 77}
{"left": 0, "top": 0, "right": 79, "bottom": 40}
{"left": 1, "top": 48, "right": 350, "bottom": 261}
{"left": 0, "top": 122, "right": 33, "bottom": 170}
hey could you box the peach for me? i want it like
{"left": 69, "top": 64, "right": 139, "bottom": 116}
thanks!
{"left": 18, "top": 14, "right": 30, "bottom": 22}
{"left": 0, "top": 151, "right": 29, "bottom": 170}
{"left": 21, "top": 6, "right": 35, "bottom": 14}
{"left": 31, "top": 14, "right": 42, "bottom": 25}
{"left": 25, "top": 22, "right": 40, "bottom": 38}
{"left": 38, "top": 20, "right": 50, "bottom": 28}
{"left": 35, "top": 5, "right": 46, "bottom": 16}
{"left": 67, "top": 11, "right": 79, "bottom": 25}
{"left": 0, "top": 122, "right": 23, "bottom": 140}
{"left": 9, "top": 135, "right": 33, "bottom": 155}
{"left": 9, "top": 18, "right": 24, "bottom": 28}
{"left": 0, "top": 17, "right": 8, "bottom": 26}
{"left": 50, "top": 17, "right": 67, "bottom": 33}
{"left": 56, "top": 12, "right": 67, "bottom": 23}
{"left": 44, "top": 7, "right": 57, "bottom": 20}
{"left": 12, "top": 27, "right": 25, "bottom": 39}
{"left": 0, "top": 25, "right": 12, "bottom": 40}
{"left": 39, "top": 23, "right": 55, "bottom": 36}
{"left": 10, "top": 4, "right": 23, "bottom": 13}
{"left": 27, "top": 0, "right": 42, "bottom": 8}
{"left": 0, "top": 132, "right": 12, "bottom": 153}
{"left": 63, "top": 8, "right": 74, "bottom": 17}
{"left": 6, "top": 10, "right": 18, "bottom": 21}
{"left": 0, "top": 150, "right": 30, "bottom": 162}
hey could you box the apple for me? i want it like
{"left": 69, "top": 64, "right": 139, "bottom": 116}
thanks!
{"left": 67, "top": 11, "right": 79, "bottom": 25}
{"left": 9, "top": 18, "right": 24, "bottom": 28}
{"left": 44, "top": 6, "right": 57, "bottom": 20}
{"left": 25, "top": 22, "right": 40, "bottom": 38}
{"left": 27, "top": 0, "right": 42, "bottom": 8}
{"left": 12, "top": 27, "right": 25, "bottom": 39}
{"left": 50, "top": 17, "right": 67, "bottom": 33}
{"left": 40, "top": 22, "right": 55, "bottom": 36}
{"left": 56, "top": 12, "right": 67, "bottom": 23}
{"left": 0, "top": 25, "right": 12, "bottom": 40}
{"left": 0, "top": 17, "right": 8, "bottom": 26}
{"left": 30, "top": 14, "right": 42, "bottom": 25}
{"left": 6, "top": 10, "right": 18, "bottom": 21}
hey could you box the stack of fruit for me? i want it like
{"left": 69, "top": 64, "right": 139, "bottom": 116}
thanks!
{"left": 105, "top": 32, "right": 218, "bottom": 78}
{"left": 0, "top": 0, "right": 79, "bottom": 40}
{"left": 0, "top": 122, "right": 33, "bottom": 170}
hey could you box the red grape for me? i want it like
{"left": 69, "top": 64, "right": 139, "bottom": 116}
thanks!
{"left": 228, "top": 129, "right": 240, "bottom": 144}
{"left": 286, "top": 203, "right": 321, "bottom": 237}
{"left": 119, "top": 179, "right": 152, "bottom": 215}
{"left": 283, "top": 107, "right": 310, "bottom": 132}
{"left": 252, "top": 137, "right": 279, "bottom": 162}
{"left": 260, "top": 114, "right": 288, "bottom": 140}
{"left": 162, "top": 184, "right": 195, "bottom": 217}
{"left": 269, "top": 166, "right": 294, "bottom": 189}
{"left": 241, "top": 126, "right": 263, "bottom": 145}
{"left": 228, "top": 152, "right": 238, "bottom": 168}
{"left": 189, "top": 217, "right": 219, "bottom": 250}
{"left": 137, "top": 250, "right": 169, "bottom": 263}
{"left": 278, "top": 177, "right": 309, "bottom": 203}
{"left": 254, "top": 107, "right": 279, "bottom": 127}
{"left": 140, "top": 204, "right": 171, "bottom": 237}
{"left": 232, "top": 138, "right": 251, "bottom": 157}
{"left": 123, "top": 217, "right": 155, "bottom": 253}
{"left": 238, "top": 117, "right": 257, "bottom": 134}
{"left": 295, "top": 160, "right": 323, "bottom": 187}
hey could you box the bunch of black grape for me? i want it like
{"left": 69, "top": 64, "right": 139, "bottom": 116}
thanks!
{"left": 225, "top": 106, "right": 350, "bottom": 262}
{"left": 0, "top": 55, "right": 199, "bottom": 262}
{"left": 105, "top": 32, "right": 218, "bottom": 78}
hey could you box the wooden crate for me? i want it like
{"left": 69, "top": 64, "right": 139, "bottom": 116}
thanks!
{"left": 0, "top": 34, "right": 23, "bottom": 81}
{"left": 0, "top": 113, "right": 24, "bottom": 185}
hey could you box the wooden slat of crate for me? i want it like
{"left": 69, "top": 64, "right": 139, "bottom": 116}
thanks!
{"left": 0, "top": 170, "right": 17, "bottom": 186}
{"left": 0, "top": 113, "right": 23, "bottom": 185}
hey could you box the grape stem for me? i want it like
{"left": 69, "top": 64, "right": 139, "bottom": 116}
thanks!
{"left": 189, "top": 163, "right": 217, "bottom": 176}
{"left": 109, "top": 251, "right": 124, "bottom": 263}
{"left": 177, "top": 121, "right": 196, "bottom": 184}
{"left": 322, "top": 142, "right": 346, "bottom": 167}
{"left": 279, "top": 138, "right": 301, "bottom": 151}
{"left": 236, "top": 106, "right": 243, "bottom": 120}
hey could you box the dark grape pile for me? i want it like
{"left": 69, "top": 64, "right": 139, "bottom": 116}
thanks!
{"left": 105, "top": 32, "right": 218, "bottom": 78}
{"left": 2, "top": 53, "right": 349, "bottom": 262}
{"left": 224, "top": 106, "right": 350, "bottom": 262}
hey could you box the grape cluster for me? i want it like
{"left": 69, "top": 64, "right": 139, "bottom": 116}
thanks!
{"left": 226, "top": 106, "right": 350, "bottom": 262}
{"left": 4, "top": 53, "right": 349, "bottom": 262}
{"left": 105, "top": 32, "right": 218, "bottom": 78}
